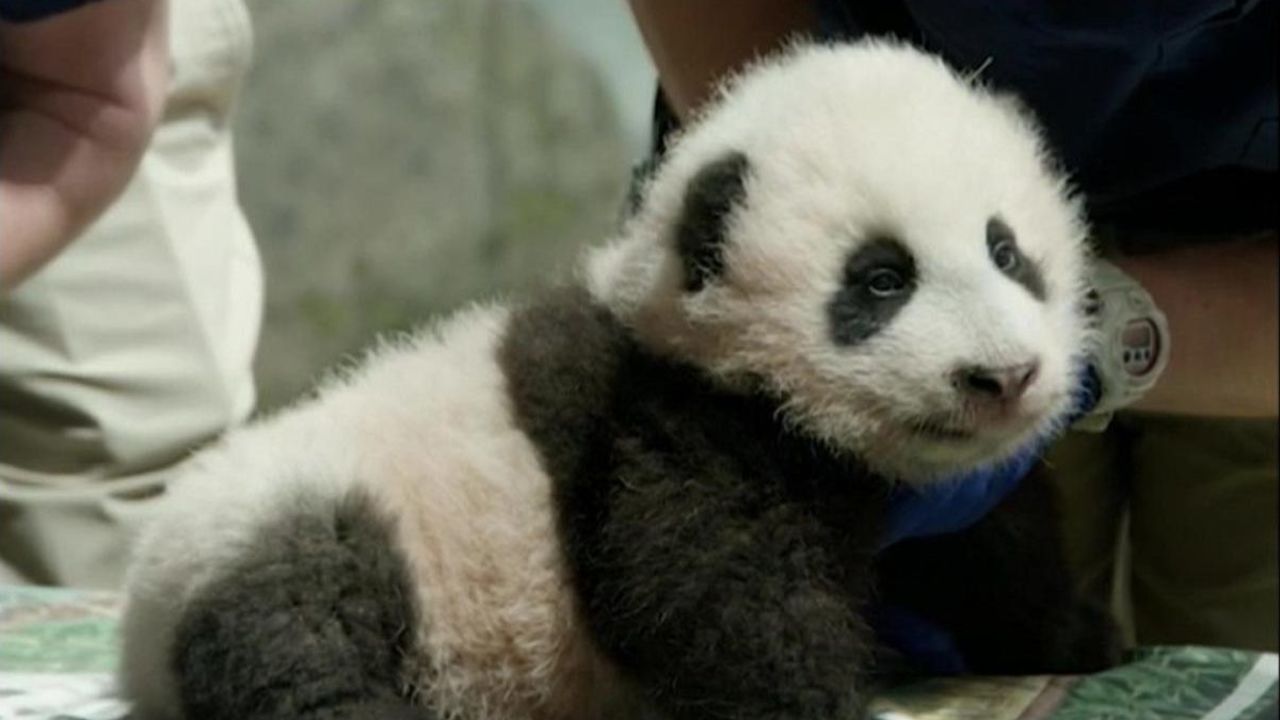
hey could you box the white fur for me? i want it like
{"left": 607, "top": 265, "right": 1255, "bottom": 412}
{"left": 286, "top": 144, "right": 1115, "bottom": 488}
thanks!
{"left": 589, "top": 41, "right": 1089, "bottom": 482}
{"left": 121, "top": 306, "right": 630, "bottom": 720}
{"left": 122, "top": 40, "right": 1090, "bottom": 720}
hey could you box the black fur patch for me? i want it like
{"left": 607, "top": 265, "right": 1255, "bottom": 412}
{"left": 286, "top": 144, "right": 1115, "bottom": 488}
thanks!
{"left": 987, "top": 217, "right": 1046, "bottom": 301}
{"left": 674, "top": 151, "right": 751, "bottom": 291}
{"left": 828, "top": 236, "right": 918, "bottom": 346}
{"left": 497, "top": 286, "right": 631, "bottom": 483}
{"left": 173, "top": 492, "right": 434, "bottom": 720}
{"left": 500, "top": 288, "right": 893, "bottom": 719}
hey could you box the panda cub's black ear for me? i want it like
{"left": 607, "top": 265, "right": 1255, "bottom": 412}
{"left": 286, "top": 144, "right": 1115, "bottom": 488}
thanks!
{"left": 674, "top": 151, "right": 751, "bottom": 292}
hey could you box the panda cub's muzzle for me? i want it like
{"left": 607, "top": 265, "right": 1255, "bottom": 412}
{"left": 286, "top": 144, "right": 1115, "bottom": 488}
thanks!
{"left": 951, "top": 359, "right": 1041, "bottom": 406}
{"left": 910, "top": 358, "right": 1048, "bottom": 442}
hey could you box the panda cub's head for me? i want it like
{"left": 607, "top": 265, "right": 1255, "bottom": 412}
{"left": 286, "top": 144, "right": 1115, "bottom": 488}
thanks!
{"left": 588, "top": 41, "right": 1090, "bottom": 484}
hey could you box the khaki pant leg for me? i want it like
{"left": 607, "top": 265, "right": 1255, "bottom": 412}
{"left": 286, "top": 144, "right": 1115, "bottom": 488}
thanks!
{"left": 0, "top": 0, "right": 257, "bottom": 589}
{"left": 1127, "top": 415, "right": 1279, "bottom": 651}
{"left": 0, "top": 491, "right": 162, "bottom": 589}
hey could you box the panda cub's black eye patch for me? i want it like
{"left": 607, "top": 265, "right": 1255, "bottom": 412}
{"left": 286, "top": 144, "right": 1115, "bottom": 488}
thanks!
{"left": 986, "top": 217, "right": 1046, "bottom": 301}
{"left": 828, "top": 236, "right": 917, "bottom": 346}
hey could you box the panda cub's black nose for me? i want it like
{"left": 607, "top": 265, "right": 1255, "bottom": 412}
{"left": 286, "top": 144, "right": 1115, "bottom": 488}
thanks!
{"left": 952, "top": 361, "right": 1040, "bottom": 402}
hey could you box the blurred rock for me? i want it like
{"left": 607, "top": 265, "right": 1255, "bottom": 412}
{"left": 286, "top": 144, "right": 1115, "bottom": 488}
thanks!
{"left": 237, "top": 0, "right": 631, "bottom": 411}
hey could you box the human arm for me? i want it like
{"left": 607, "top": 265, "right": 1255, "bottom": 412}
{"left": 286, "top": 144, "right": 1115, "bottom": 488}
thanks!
{"left": 1117, "top": 233, "right": 1279, "bottom": 418}
{"left": 626, "top": 0, "right": 812, "bottom": 121}
{"left": 0, "top": 0, "right": 169, "bottom": 291}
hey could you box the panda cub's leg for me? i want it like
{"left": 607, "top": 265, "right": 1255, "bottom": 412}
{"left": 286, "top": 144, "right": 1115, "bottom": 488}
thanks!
{"left": 171, "top": 491, "right": 434, "bottom": 720}
{"left": 560, "top": 439, "right": 884, "bottom": 720}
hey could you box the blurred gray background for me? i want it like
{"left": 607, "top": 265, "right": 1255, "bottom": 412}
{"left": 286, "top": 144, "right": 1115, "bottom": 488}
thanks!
{"left": 235, "top": 0, "right": 655, "bottom": 411}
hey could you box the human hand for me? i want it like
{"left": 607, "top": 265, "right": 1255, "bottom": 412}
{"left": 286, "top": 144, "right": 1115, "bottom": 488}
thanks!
{"left": 870, "top": 603, "right": 969, "bottom": 676}
{"left": 0, "top": 0, "right": 168, "bottom": 290}
{"left": 873, "top": 366, "right": 1103, "bottom": 674}
{"left": 879, "top": 437, "right": 1043, "bottom": 550}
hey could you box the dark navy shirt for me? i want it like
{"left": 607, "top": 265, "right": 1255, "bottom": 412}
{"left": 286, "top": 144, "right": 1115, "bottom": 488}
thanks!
{"left": 0, "top": 0, "right": 103, "bottom": 22}
{"left": 818, "top": 0, "right": 1277, "bottom": 239}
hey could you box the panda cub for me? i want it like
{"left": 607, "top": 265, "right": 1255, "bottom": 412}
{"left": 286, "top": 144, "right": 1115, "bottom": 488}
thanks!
{"left": 121, "top": 41, "right": 1115, "bottom": 720}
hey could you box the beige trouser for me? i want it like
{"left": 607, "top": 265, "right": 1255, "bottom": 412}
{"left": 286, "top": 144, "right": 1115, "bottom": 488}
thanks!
{"left": 0, "top": 0, "right": 260, "bottom": 589}
{"left": 1049, "top": 414, "right": 1279, "bottom": 652}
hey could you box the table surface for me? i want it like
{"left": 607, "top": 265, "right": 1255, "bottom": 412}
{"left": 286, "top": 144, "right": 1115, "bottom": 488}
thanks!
{"left": 1, "top": 586, "right": 1276, "bottom": 720}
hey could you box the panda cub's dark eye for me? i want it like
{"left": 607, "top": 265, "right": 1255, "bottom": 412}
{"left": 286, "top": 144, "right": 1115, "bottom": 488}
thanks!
{"left": 986, "top": 216, "right": 1047, "bottom": 301}
{"left": 866, "top": 268, "right": 907, "bottom": 297}
{"left": 991, "top": 240, "right": 1019, "bottom": 272}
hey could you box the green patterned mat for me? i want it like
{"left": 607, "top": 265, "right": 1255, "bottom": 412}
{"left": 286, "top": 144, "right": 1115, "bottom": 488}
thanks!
{"left": 1, "top": 586, "right": 1275, "bottom": 720}
{"left": 0, "top": 587, "right": 119, "bottom": 674}
{"left": 870, "top": 648, "right": 1277, "bottom": 719}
